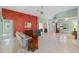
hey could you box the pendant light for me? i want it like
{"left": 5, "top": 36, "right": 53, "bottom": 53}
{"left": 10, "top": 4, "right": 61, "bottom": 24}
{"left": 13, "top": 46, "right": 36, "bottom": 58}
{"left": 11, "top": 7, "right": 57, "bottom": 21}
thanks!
{"left": 36, "top": 6, "right": 44, "bottom": 15}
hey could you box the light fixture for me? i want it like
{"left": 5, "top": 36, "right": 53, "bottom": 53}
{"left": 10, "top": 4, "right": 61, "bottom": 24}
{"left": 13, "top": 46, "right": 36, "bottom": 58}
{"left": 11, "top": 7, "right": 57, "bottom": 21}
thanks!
{"left": 36, "top": 6, "right": 44, "bottom": 15}
{"left": 65, "top": 18, "right": 68, "bottom": 21}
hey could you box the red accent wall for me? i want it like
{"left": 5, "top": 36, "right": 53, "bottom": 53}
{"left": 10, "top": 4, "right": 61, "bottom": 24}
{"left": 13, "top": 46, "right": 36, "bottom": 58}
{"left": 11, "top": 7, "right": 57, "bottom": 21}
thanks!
{"left": 2, "top": 8, "right": 37, "bottom": 36}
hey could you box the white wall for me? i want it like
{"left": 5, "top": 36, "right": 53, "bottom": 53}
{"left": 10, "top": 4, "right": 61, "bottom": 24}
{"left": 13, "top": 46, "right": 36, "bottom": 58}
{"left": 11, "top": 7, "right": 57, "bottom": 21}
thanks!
{"left": 0, "top": 17, "right": 3, "bottom": 41}
{"left": 48, "top": 19, "right": 56, "bottom": 33}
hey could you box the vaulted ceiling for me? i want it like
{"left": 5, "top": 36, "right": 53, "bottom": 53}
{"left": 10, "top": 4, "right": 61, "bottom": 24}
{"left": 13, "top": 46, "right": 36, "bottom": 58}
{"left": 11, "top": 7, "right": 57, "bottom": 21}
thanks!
{"left": 0, "top": 6, "right": 77, "bottom": 19}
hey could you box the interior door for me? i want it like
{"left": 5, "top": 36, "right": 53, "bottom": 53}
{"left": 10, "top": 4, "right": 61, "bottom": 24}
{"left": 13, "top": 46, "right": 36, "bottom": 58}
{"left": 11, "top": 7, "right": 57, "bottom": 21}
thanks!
{"left": 3, "top": 20, "right": 13, "bottom": 40}
{"left": 2, "top": 20, "right": 13, "bottom": 52}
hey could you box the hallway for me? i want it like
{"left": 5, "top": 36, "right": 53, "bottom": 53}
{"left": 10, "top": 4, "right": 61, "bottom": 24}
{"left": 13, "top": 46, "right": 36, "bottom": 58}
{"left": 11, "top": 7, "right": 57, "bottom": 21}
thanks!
{"left": 36, "top": 33, "right": 79, "bottom": 53}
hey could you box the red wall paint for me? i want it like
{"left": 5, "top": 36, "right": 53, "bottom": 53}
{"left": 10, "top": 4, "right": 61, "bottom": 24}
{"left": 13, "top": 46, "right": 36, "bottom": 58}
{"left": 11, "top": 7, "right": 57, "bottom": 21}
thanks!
{"left": 2, "top": 8, "right": 37, "bottom": 36}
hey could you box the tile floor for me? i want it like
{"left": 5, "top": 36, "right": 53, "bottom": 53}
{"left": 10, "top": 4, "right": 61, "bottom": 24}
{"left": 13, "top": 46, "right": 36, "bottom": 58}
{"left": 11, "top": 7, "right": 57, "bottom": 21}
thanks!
{"left": 0, "top": 32, "right": 79, "bottom": 53}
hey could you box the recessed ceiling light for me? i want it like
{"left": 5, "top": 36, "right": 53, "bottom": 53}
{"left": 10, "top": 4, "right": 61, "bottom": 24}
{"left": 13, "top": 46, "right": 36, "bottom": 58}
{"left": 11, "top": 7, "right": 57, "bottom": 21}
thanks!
{"left": 65, "top": 18, "right": 68, "bottom": 21}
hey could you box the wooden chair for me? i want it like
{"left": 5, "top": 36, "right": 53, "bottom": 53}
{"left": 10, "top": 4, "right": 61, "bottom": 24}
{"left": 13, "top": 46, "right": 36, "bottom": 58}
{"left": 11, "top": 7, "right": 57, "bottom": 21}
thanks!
{"left": 28, "top": 35, "right": 38, "bottom": 52}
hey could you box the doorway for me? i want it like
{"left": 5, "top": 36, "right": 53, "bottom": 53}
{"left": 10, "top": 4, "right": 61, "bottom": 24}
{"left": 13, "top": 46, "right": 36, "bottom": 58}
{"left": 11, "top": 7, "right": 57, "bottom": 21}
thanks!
{"left": 38, "top": 23, "right": 45, "bottom": 35}
{"left": 2, "top": 20, "right": 14, "bottom": 52}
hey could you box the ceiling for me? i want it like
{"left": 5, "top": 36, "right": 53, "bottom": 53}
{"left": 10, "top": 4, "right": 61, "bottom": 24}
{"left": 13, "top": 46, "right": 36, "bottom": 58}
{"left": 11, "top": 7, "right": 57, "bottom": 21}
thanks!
{"left": 0, "top": 6, "right": 77, "bottom": 19}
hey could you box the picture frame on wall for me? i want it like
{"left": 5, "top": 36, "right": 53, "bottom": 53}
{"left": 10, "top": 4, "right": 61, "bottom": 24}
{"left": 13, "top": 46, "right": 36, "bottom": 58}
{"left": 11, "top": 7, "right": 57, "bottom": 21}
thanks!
{"left": 24, "top": 22, "right": 32, "bottom": 28}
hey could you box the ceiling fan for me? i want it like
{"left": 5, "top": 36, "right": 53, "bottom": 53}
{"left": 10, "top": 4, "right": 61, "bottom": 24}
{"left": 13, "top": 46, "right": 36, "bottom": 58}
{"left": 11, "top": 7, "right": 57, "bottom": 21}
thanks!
{"left": 36, "top": 6, "right": 44, "bottom": 14}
